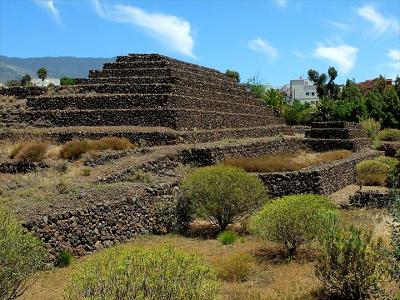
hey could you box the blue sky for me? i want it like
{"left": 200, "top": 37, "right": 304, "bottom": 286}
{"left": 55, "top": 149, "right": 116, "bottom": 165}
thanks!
{"left": 1, "top": 0, "right": 399, "bottom": 86}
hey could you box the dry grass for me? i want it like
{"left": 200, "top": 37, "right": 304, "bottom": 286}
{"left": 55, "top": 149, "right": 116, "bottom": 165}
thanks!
{"left": 9, "top": 142, "right": 49, "bottom": 162}
{"left": 59, "top": 137, "right": 135, "bottom": 160}
{"left": 223, "top": 150, "right": 352, "bottom": 173}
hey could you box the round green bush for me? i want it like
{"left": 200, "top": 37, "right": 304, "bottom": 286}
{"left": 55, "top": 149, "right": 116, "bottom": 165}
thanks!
{"left": 180, "top": 165, "right": 268, "bottom": 231}
{"left": 0, "top": 205, "right": 46, "bottom": 299}
{"left": 374, "top": 155, "right": 399, "bottom": 169}
{"left": 217, "top": 230, "right": 238, "bottom": 245}
{"left": 65, "top": 246, "right": 218, "bottom": 300}
{"left": 376, "top": 128, "right": 400, "bottom": 141}
{"left": 250, "top": 194, "right": 337, "bottom": 258}
{"left": 356, "top": 160, "right": 391, "bottom": 186}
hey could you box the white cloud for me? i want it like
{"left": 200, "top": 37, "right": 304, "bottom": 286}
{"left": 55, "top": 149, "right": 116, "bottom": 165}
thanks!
{"left": 293, "top": 51, "right": 305, "bottom": 59}
{"left": 387, "top": 49, "right": 400, "bottom": 75}
{"left": 313, "top": 43, "right": 359, "bottom": 74}
{"left": 325, "top": 20, "right": 351, "bottom": 31}
{"left": 388, "top": 49, "right": 400, "bottom": 61}
{"left": 33, "top": 0, "right": 62, "bottom": 25}
{"left": 275, "top": 0, "right": 287, "bottom": 8}
{"left": 248, "top": 38, "right": 278, "bottom": 60}
{"left": 92, "top": 0, "right": 196, "bottom": 58}
{"left": 357, "top": 5, "right": 400, "bottom": 37}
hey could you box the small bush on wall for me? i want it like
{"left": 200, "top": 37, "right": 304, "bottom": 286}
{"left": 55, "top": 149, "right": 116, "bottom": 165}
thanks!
{"left": 356, "top": 160, "right": 391, "bottom": 186}
{"left": 250, "top": 194, "right": 337, "bottom": 258}
{"left": 180, "top": 165, "right": 268, "bottom": 232}
{"left": 65, "top": 246, "right": 218, "bottom": 300}
{"left": 377, "top": 129, "right": 400, "bottom": 141}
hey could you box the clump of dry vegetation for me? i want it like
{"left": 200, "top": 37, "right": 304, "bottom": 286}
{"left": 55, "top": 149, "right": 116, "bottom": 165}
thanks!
{"left": 59, "top": 137, "right": 135, "bottom": 160}
{"left": 223, "top": 150, "right": 352, "bottom": 173}
{"left": 214, "top": 252, "right": 255, "bottom": 282}
{"left": 9, "top": 142, "right": 49, "bottom": 162}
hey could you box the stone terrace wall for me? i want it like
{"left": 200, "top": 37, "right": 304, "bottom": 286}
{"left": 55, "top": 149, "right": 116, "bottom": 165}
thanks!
{"left": 349, "top": 190, "right": 390, "bottom": 208}
{"left": 23, "top": 185, "right": 179, "bottom": 259}
{"left": 259, "top": 150, "right": 380, "bottom": 198}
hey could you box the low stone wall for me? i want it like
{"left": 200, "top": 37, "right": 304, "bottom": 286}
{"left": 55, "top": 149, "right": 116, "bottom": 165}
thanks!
{"left": 305, "top": 128, "right": 368, "bottom": 139}
{"left": 0, "top": 161, "right": 48, "bottom": 173}
{"left": 304, "top": 138, "right": 372, "bottom": 151}
{"left": 23, "top": 185, "right": 179, "bottom": 260}
{"left": 0, "top": 86, "right": 46, "bottom": 98}
{"left": 258, "top": 150, "right": 380, "bottom": 198}
{"left": 22, "top": 109, "right": 281, "bottom": 130}
{"left": 178, "top": 137, "right": 305, "bottom": 166}
{"left": 26, "top": 93, "right": 275, "bottom": 117}
{"left": 349, "top": 190, "right": 390, "bottom": 208}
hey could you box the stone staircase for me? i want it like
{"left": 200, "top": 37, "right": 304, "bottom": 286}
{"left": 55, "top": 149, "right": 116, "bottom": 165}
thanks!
{"left": 304, "top": 122, "right": 372, "bottom": 151}
{"left": 21, "top": 54, "right": 292, "bottom": 145}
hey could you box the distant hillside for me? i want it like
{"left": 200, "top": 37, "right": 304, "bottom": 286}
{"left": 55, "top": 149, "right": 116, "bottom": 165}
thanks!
{"left": 0, "top": 55, "right": 115, "bottom": 82}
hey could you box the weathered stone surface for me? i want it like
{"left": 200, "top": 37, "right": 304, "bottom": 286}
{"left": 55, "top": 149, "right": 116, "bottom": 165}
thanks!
{"left": 349, "top": 190, "right": 390, "bottom": 208}
{"left": 258, "top": 150, "right": 380, "bottom": 197}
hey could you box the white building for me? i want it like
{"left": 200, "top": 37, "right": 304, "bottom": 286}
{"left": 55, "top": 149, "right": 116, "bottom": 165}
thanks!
{"left": 283, "top": 78, "right": 319, "bottom": 105}
{"left": 31, "top": 78, "right": 60, "bottom": 87}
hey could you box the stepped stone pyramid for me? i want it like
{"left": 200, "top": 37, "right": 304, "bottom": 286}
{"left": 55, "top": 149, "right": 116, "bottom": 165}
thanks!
{"left": 23, "top": 54, "right": 292, "bottom": 145}
{"left": 305, "top": 122, "right": 372, "bottom": 151}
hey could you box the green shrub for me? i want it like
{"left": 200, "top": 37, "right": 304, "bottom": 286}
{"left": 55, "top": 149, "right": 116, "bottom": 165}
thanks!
{"left": 217, "top": 230, "right": 238, "bottom": 245}
{"left": 10, "top": 142, "right": 48, "bottom": 162}
{"left": 356, "top": 160, "right": 390, "bottom": 186}
{"left": 65, "top": 246, "right": 217, "bottom": 300}
{"left": 0, "top": 205, "right": 46, "bottom": 299}
{"left": 360, "top": 118, "right": 380, "bottom": 138}
{"left": 316, "top": 225, "right": 391, "bottom": 299}
{"left": 377, "top": 128, "right": 400, "bottom": 141}
{"left": 56, "top": 250, "right": 73, "bottom": 268}
{"left": 60, "top": 77, "right": 76, "bottom": 86}
{"left": 214, "top": 252, "right": 254, "bottom": 282}
{"left": 180, "top": 165, "right": 268, "bottom": 231}
{"left": 81, "top": 167, "right": 91, "bottom": 177}
{"left": 225, "top": 69, "right": 240, "bottom": 83}
{"left": 250, "top": 194, "right": 337, "bottom": 258}
{"left": 374, "top": 155, "right": 399, "bottom": 169}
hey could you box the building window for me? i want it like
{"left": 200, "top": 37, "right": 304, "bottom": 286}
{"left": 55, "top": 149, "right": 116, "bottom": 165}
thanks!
{"left": 306, "top": 92, "right": 310, "bottom": 96}
{"left": 312, "top": 92, "right": 315, "bottom": 96}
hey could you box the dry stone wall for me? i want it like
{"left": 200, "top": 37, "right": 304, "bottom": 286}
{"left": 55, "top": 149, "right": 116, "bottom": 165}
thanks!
{"left": 259, "top": 150, "right": 380, "bottom": 197}
{"left": 23, "top": 184, "right": 179, "bottom": 260}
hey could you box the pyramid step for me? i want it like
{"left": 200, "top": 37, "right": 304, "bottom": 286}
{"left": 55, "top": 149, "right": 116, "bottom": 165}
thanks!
{"left": 115, "top": 54, "right": 163, "bottom": 62}
{"left": 89, "top": 66, "right": 237, "bottom": 84}
{"left": 305, "top": 128, "right": 368, "bottom": 139}
{"left": 67, "top": 84, "right": 261, "bottom": 106}
{"left": 26, "top": 94, "right": 276, "bottom": 116}
{"left": 2, "top": 125, "right": 293, "bottom": 146}
{"left": 22, "top": 109, "right": 284, "bottom": 130}
{"left": 310, "top": 122, "right": 362, "bottom": 130}
{"left": 117, "top": 53, "right": 230, "bottom": 80}
{"left": 83, "top": 68, "right": 248, "bottom": 93}
{"left": 103, "top": 61, "right": 233, "bottom": 81}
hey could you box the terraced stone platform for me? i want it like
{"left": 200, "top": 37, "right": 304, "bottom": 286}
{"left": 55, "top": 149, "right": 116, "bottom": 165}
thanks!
{"left": 20, "top": 53, "right": 291, "bottom": 144}
{"left": 304, "top": 122, "right": 372, "bottom": 151}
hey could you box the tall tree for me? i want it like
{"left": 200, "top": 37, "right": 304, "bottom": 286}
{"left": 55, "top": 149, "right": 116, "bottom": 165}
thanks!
{"left": 37, "top": 67, "right": 47, "bottom": 87}
{"left": 307, "top": 67, "right": 339, "bottom": 99}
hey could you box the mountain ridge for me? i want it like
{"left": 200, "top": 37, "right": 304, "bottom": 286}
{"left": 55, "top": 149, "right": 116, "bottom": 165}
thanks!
{"left": 0, "top": 55, "right": 115, "bottom": 82}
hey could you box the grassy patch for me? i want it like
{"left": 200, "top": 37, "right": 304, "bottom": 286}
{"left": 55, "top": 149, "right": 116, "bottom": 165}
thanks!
{"left": 223, "top": 150, "right": 352, "bottom": 173}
